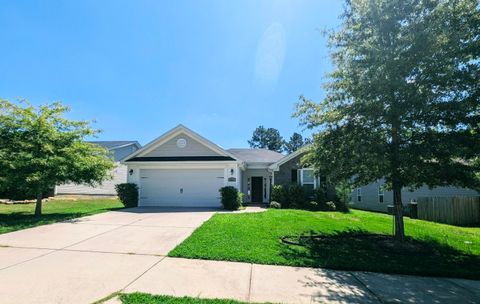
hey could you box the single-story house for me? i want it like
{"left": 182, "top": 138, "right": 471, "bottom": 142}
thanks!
{"left": 55, "top": 141, "right": 141, "bottom": 196}
{"left": 121, "top": 124, "right": 316, "bottom": 207}
{"left": 122, "top": 124, "right": 478, "bottom": 210}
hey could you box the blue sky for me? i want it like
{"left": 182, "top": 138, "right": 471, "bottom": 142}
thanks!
{"left": 0, "top": 0, "right": 343, "bottom": 148}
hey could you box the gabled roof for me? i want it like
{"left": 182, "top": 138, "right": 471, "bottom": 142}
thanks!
{"left": 121, "top": 124, "right": 241, "bottom": 163}
{"left": 88, "top": 141, "right": 141, "bottom": 150}
{"left": 227, "top": 148, "right": 284, "bottom": 164}
{"left": 269, "top": 145, "right": 311, "bottom": 170}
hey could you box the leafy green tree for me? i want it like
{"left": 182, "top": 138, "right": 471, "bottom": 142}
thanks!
{"left": 284, "top": 132, "right": 310, "bottom": 153}
{"left": 248, "top": 126, "right": 284, "bottom": 152}
{"left": 295, "top": 0, "right": 480, "bottom": 240}
{"left": 0, "top": 100, "right": 115, "bottom": 216}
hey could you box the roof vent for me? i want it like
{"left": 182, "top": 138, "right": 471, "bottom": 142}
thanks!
{"left": 176, "top": 138, "right": 187, "bottom": 148}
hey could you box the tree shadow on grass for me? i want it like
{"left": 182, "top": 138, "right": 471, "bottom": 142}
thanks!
{"left": 279, "top": 229, "right": 480, "bottom": 280}
{"left": 0, "top": 207, "right": 124, "bottom": 234}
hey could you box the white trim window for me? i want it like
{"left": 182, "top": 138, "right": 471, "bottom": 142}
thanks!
{"left": 378, "top": 185, "right": 384, "bottom": 203}
{"left": 356, "top": 187, "right": 362, "bottom": 202}
{"left": 300, "top": 168, "right": 315, "bottom": 192}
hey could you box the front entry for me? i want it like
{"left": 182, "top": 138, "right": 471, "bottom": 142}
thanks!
{"left": 251, "top": 176, "right": 263, "bottom": 203}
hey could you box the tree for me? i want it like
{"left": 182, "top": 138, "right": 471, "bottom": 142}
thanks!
{"left": 248, "top": 126, "right": 284, "bottom": 152}
{"left": 284, "top": 132, "right": 309, "bottom": 153}
{"left": 0, "top": 100, "right": 115, "bottom": 216}
{"left": 295, "top": 0, "right": 480, "bottom": 240}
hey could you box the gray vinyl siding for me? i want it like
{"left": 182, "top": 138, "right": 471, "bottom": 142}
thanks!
{"left": 143, "top": 134, "right": 221, "bottom": 157}
{"left": 113, "top": 145, "right": 139, "bottom": 161}
{"left": 351, "top": 179, "right": 480, "bottom": 212}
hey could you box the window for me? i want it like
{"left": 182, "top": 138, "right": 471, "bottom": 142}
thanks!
{"left": 300, "top": 169, "right": 315, "bottom": 194}
{"left": 301, "top": 169, "right": 314, "bottom": 184}
{"left": 378, "top": 186, "right": 384, "bottom": 203}
{"left": 357, "top": 188, "right": 362, "bottom": 202}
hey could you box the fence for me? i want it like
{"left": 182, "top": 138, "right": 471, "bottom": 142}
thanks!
{"left": 416, "top": 196, "right": 480, "bottom": 226}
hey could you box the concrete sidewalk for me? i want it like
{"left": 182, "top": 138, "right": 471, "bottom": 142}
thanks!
{"left": 0, "top": 208, "right": 478, "bottom": 304}
{"left": 121, "top": 257, "right": 479, "bottom": 304}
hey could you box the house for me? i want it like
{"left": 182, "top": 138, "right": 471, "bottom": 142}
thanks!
{"left": 351, "top": 180, "right": 480, "bottom": 213}
{"left": 55, "top": 141, "right": 141, "bottom": 196}
{"left": 121, "top": 125, "right": 315, "bottom": 207}
{"left": 121, "top": 124, "right": 480, "bottom": 210}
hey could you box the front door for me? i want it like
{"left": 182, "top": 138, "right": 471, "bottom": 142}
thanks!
{"left": 251, "top": 176, "right": 263, "bottom": 203}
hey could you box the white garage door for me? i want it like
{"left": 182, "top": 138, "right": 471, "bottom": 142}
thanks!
{"left": 139, "top": 169, "right": 224, "bottom": 207}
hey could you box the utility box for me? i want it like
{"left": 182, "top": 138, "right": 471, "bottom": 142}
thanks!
{"left": 409, "top": 202, "right": 418, "bottom": 219}
{"left": 387, "top": 205, "right": 394, "bottom": 215}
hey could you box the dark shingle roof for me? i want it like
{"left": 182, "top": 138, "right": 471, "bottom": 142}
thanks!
{"left": 88, "top": 141, "right": 139, "bottom": 150}
{"left": 126, "top": 156, "right": 235, "bottom": 162}
{"left": 227, "top": 148, "right": 284, "bottom": 163}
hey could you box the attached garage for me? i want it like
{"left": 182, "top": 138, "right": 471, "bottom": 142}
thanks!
{"left": 139, "top": 168, "right": 225, "bottom": 207}
{"left": 122, "top": 125, "right": 243, "bottom": 209}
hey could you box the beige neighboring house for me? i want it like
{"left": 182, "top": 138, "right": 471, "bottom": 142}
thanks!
{"left": 55, "top": 141, "right": 141, "bottom": 196}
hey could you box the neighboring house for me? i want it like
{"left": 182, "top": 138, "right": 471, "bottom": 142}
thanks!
{"left": 351, "top": 180, "right": 480, "bottom": 213}
{"left": 55, "top": 141, "right": 141, "bottom": 196}
{"left": 273, "top": 147, "right": 479, "bottom": 213}
{"left": 122, "top": 124, "right": 315, "bottom": 207}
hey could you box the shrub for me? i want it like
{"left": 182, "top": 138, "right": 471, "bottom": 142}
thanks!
{"left": 115, "top": 183, "right": 138, "bottom": 207}
{"left": 289, "top": 203, "right": 299, "bottom": 209}
{"left": 314, "top": 186, "right": 328, "bottom": 205}
{"left": 219, "top": 186, "right": 243, "bottom": 210}
{"left": 271, "top": 185, "right": 286, "bottom": 205}
{"left": 0, "top": 187, "right": 52, "bottom": 200}
{"left": 269, "top": 201, "right": 281, "bottom": 209}
{"left": 325, "top": 201, "right": 336, "bottom": 211}
{"left": 334, "top": 181, "right": 351, "bottom": 212}
{"left": 305, "top": 200, "right": 319, "bottom": 211}
{"left": 285, "top": 183, "right": 306, "bottom": 209}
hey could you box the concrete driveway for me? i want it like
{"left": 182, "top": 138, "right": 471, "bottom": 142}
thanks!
{"left": 0, "top": 207, "right": 216, "bottom": 304}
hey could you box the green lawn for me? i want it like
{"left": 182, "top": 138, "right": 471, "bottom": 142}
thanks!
{"left": 119, "top": 293, "right": 246, "bottom": 304}
{"left": 0, "top": 199, "right": 124, "bottom": 234}
{"left": 169, "top": 209, "right": 480, "bottom": 279}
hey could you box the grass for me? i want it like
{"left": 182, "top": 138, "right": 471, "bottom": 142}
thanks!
{"left": 169, "top": 209, "right": 480, "bottom": 279}
{"left": 0, "top": 199, "right": 124, "bottom": 234}
{"left": 119, "top": 293, "right": 246, "bottom": 304}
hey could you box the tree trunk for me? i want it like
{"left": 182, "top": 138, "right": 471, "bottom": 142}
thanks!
{"left": 391, "top": 114, "right": 405, "bottom": 241}
{"left": 34, "top": 191, "right": 42, "bottom": 217}
{"left": 392, "top": 181, "right": 405, "bottom": 241}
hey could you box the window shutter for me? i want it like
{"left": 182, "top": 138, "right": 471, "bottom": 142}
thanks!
{"left": 291, "top": 169, "right": 298, "bottom": 183}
